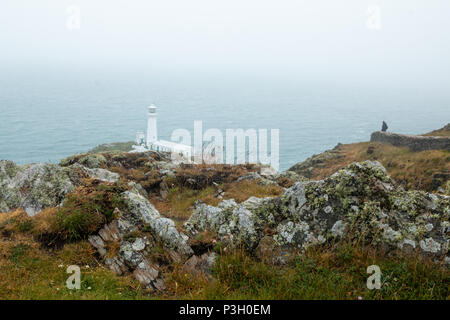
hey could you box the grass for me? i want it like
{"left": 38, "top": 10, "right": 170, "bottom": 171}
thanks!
{"left": 0, "top": 209, "right": 448, "bottom": 300}
{"left": 0, "top": 238, "right": 150, "bottom": 300}
{"left": 1, "top": 147, "right": 447, "bottom": 300}
{"left": 0, "top": 181, "right": 127, "bottom": 245}
{"left": 152, "top": 180, "right": 283, "bottom": 224}
{"left": 422, "top": 125, "right": 450, "bottom": 137}
{"left": 303, "top": 142, "right": 449, "bottom": 192}
{"left": 51, "top": 182, "right": 125, "bottom": 242}
{"left": 163, "top": 244, "right": 449, "bottom": 300}
{"left": 152, "top": 186, "right": 218, "bottom": 222}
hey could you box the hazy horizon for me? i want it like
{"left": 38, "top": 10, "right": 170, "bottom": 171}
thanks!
{"left": 1, "top": 0, "right": 449, "bottom": 90}
{"left": 1, "top": 1, "right": 449, "bottom": 168}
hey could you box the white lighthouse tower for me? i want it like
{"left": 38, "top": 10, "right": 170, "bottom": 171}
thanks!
{"left": 131, "top": 104, "right": 193, "bottom": 159}
{"left": 146, "top": 104, "right": 157, "bottom": 148}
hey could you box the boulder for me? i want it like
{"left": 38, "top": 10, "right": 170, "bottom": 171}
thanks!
{"left": 0, "top": 161, "right": 74, "bottom": 216}
{"left": 183, "top": 252, "right": 217, "bottom": 280}
{"left": 89, "top": 191, "right": 194, "bottom": 290}
{"left": 121, "top": 191, "right": 193, "bottom": 256}
{"left": 0, "top": 160, "right": 120, "bottom": 216}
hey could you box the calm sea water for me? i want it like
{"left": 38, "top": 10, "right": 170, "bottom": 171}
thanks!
{"left": 1, "top": 68, "right": 449, "bottom": 171}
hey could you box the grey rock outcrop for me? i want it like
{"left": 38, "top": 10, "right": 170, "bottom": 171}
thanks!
{"left": 0, "top": 160, "right": 119, "bottom": 216}
{"left": 89, "top": 191, "right": 194, "bottom": 290}
{"left": 184, "top": 161, "right": 450, "bottom": 265}
{"left": 121, "top": 191, "right": 193, "bottom": 256}
{"left": 0, "top": 161, "right": 74, "bottom": 216}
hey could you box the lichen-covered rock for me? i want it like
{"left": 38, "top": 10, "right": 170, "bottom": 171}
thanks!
{"left": 68, "top": 163, "right": 119, "bottom": 183}
{"left": 88, "top": 220, "right": 166, "bottom": 291}
{"left": 121, "top": 191, "right": 193, "bottom": 256}
{"left": 60, "top": 153, "right": 107, "bottom": 169}
{"left": 0, "top": 161, "right": 74, "bottom": 216}
{"left": 0, "top": 160, "right": 120, "bottom": 216}
{"left": 184, "top": 161, "right": 450, "bottom": 265}
{"left": 128, "top": 181, "right": 148, "bottom": 198}
{"left": 184, "top": 197, "right": 279, "bottom": 251}
{"left": 89, "top": 191, "right": 194, "bottom": 290}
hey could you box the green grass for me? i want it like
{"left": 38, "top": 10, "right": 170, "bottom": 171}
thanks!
{"left": 166, "top": 245, "right": 449, "bottom": 300}
{"left": 0, "top": 240, "right": 150, "bottom": 300}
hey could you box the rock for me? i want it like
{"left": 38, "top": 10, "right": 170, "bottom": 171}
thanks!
{"left": 0, "top": 161, "right": 74, "bottom": 216}
{"left": 185, "top": 197, "right": 278, "bottom": 251}
{"left": 121, "top": 191, "right": 193, "bottom": 256}
{"left": 236, "top": 171, "right": 277, "bottom": 186}
{"left": 69, "top": 163, "right": 119, "bottom": 183}
{"left": 259, "top": 166, "right": 278, "bottom": 178}
{"left": 184, "top": 161, "right": 450, "bottom": 265}
{"left": 88, "top": 190, "right": 195, "bottom": 291}
{"left": 159, "top": 179, "right": 169, "bottom": 200}
{"left": 88, "top": 217, "right": 167, "bottom": 291}
{"left": 0, "top": 160, "right": 121, "bottom": 215}
{"left": 255, "top": 236, "right": 293, "bottom": 265}
{"left": 366, "top": 146, "right": 375, "bottom": 155}
{"left": 431, "top": 172, "right": 450, "bottom": 193}
{"left": 133, "top": 261, "right": 165, "bottom": 291}
{"left": 183, "top": 252, "right": 217, "bottom": 280}
{"left": 370, "top": 131, "right": 450, "bottom": 152}
{"left": 60, "top": 153, "right": 107, "bottom": 169}
{"left": 127, "top": 181, "right": 148, "bottom": 198}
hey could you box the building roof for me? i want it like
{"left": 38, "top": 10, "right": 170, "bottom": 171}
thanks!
{"left": 151, "top": 140, "right": 193, "bottom": 151}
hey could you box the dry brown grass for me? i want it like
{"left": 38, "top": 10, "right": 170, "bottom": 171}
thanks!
{"left": 223, "top": 180, "right": 283, "bottom": 203}
{"left": 304, "top": 142, "right": 449, "bottom": 191}
{"left": 174, "top": 163, "right": 260, "bottom": 189}
{"left": 152, "top": 180, "right": 283, "bottom": 224}
{"left": 422, "top": 126, "right": 450, "bottom": 137}
{"left": 151, "top": 186, "right": 219, "bottom": 224}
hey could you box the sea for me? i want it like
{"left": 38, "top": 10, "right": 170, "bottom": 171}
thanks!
{"left": 1, "top": 67, "right": 449, "bottom": 171}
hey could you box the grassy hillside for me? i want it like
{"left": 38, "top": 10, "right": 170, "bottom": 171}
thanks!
{"left": 1, "top": 210, "right": 448, "bottom": 299}
{"left": 0, "top": 127, "right": 449, "bottom": 300}
{"left": 289, "top": 125, "right": 450, "bottom": 193}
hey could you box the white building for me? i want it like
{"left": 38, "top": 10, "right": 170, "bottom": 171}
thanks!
{"left": 131, "top": 104, "right": 193, "bottom": 160}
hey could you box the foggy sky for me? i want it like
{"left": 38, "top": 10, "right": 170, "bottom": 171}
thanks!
{"left": 1, "top": 0, "right": 450, "bottom": 87}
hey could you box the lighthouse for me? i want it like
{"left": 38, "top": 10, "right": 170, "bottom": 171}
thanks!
{"left": 146, "top": 104, "right": 157, "bottom": 147}
{"left": 131, "top": 104, "right": 193, "bottom": 159}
